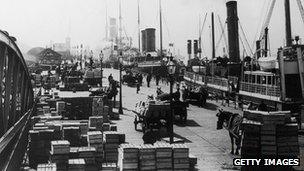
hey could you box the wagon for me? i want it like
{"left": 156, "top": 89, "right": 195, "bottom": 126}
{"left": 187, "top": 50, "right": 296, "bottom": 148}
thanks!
{"left": 122, "top": 74, "right": 137, "bottom": 87}
{"left": 133, "top": 100, "right": 188, "bottom": 133}
{"left": 133, "top": 101, "right": 170, "bottom": 133}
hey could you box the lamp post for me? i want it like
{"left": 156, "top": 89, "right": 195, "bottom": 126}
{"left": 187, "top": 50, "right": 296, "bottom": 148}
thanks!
{"left": 167, "top": 56, "right": 176, "bottom": 144}
{"left": 99, "top": 50, "right": 104, "bottom": 87}
{"left": 119, "top": 52, "right": 124, "bottom": 114}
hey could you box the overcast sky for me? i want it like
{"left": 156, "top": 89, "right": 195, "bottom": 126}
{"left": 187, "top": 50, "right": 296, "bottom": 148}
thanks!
{"left": 1, "top": 0, "right": 304, "bottom": 59}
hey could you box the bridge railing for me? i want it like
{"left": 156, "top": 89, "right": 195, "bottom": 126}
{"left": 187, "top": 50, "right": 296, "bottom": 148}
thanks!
{"left": 0, "top": 30, "right": 34, "bottom": 170}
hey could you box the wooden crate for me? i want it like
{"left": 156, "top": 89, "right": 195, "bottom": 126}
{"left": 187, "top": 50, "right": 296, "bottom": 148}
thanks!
{"left": 50, "top": 140, "right": 70, "bottom": 155}
{"left": 37, "top": 163, "right": 57, "bottom": 171}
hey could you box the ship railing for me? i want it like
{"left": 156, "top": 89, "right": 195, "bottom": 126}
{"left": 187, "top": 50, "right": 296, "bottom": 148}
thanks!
{"left": 206, "top": 76, "right": 228, "bottom": 88}
{"left": 184, "top": 71, "right": 206, "bottom": 84}
{"left": 240, "top": 82, "right": 280, "bottom": 97}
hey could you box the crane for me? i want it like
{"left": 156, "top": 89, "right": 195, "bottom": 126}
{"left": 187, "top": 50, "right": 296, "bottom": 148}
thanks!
{"left": 256, "top": 0, "right": 276, "bottom": 58}
{"left": 259, "top": 0, "right": 276, "bottom": 40}
{"left": 296, "top": 0, "right": 304, "bottom": 25}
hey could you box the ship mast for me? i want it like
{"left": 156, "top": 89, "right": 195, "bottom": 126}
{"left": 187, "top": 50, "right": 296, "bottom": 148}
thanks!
{"left": 105, "top": 0, "right": 108, "bottom": 40}
{"left": 211, "top": 12, "right": 215, "bottom": 77}
{"left": 137, "top": 0, "right": 141, "bottom": 53}
{"left": 119, "top": 0, "right": 122, "bottom": 50}
{"left": 159, "top": 0, "right": 163, "bottom": 57}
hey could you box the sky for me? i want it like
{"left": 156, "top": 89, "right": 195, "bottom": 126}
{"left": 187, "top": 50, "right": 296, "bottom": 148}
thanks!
{"left": 1, "top": 0, "right": 304, "bottom": 60}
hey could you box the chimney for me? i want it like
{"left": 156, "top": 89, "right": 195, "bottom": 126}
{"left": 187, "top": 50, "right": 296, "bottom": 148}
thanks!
{"left": 226, "top": 0, "right": 240, "bottom": 63}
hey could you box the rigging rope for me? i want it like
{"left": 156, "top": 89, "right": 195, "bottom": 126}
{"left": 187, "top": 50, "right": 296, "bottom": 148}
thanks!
{"left": 251, "top": 0, "right": 269, "bottom": 52}
{"left": 199, "top": 13, "right": 208, "bottom": 57}
{"left": 239, "top": 21, "right": 253, "bottom": 56}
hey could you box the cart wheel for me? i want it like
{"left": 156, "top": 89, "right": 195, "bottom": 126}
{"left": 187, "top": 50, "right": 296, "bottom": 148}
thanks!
{"left": 134, "top": 116, "right": 138, "bottom": 131}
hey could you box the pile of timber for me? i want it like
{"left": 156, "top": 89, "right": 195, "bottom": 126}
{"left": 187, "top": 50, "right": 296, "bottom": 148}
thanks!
{"left": 241, "top": 110, "right": 299, "bottom": 158}
{"left": 118, "top": 143, "right": 192, "bottom": 171}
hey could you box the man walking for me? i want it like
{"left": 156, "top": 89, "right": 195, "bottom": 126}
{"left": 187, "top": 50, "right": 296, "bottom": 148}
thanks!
{"left": 146, "top": 73, "right": 152, "bottom": 87}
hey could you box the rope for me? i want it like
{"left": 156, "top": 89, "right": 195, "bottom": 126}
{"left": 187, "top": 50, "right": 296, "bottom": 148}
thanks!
{"left": 239, "top": 21, "right": 253, "bottom": 56}
{"left": 251, "top": 0, "right": 269, "bottom": 52}
{"left": 239, "top": 34, "right": 248, "bottom": 57}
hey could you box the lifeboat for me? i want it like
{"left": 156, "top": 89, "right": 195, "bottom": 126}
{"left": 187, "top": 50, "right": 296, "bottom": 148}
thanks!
{"left": 258, "top": 56, "right": 278, "bottom": 71}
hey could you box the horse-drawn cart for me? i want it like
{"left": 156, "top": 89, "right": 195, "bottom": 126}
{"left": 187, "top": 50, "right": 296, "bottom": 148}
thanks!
{"left": 133, "top": 100, "right": 188, "bottom": 133}
{"left": 133, "top": 101, "right": 170, "bottom": 133}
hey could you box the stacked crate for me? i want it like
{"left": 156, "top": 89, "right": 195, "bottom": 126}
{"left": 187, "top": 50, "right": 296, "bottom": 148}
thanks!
{"left": 139, "top": 144, "right": 156, "bottom": 170}
{"left": 103, "top": 123, "right": 111, "bottom": 131}
{"left": 28, "top": 129, "right": 55, "bottom": 168}
{"left": 118, "top": 144, "right": 139, "bottom": 171}
{"left": 78, "top": 147, "right": 97, "bottom": 170}
{"left": 110, "top": 125, "right": 117, "bottom": 131}
{"left": 68, "top": 159, "right": 85, "bottom": 171}
{"left": 87, "top": 131, "right": 103, "bottom": 164}
{"left": 102, "top": 163, "right": 118, "bottom": 171}
{"left": 37, "top": 163, "right": 57, "bottom": 171}
{"left": 276, "top": 123, "right": 299, "bottom": 157}
{"left": 172, "top": 144, "right": 190, "bottom": 170}
{"left": 50, "top": 140, "right": 70, "bottom": 171}
{"left": 103, "top": 106, "right": 110, "bottom": 123}
{"left": 241, "top": 110, "right": 299, "bottom": 158}
{"left": 56, "top": 101, "right": 65, "bottom": 115}
{"left": 63, "top": 127, "right": 80, "bottom": 147}
{"left": 43, "top": 106, "right": 51, "bottom": 114}
{"left": 104, "top": 131, "right": 120, "bottom": 163}
{"left": 155, "top": 143, "right": 173, "bottom": 170}
{"left": 69, "top": 147, "right": 79, "bottom": 159}
{"left": 92, "top": 97, "right": 104, "bottom": 116}
{"left": 89, "top": 116, "right": 103, "bottom": 130}
{"left": 79, "top": 122, "right": 89, "bottom": 135}
{"left": 241, "top": 119, "right": 262, "bottom": 157}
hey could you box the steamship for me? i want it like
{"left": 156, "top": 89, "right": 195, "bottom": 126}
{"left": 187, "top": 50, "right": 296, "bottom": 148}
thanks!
{"left": 124, "top": 28, "right": 169, "bottom": 77}
{"left": 184, "top": 0, "right": 304, "bottom": 113}
{"left": 122, "top": 0, "right": 176, "bottom": 77}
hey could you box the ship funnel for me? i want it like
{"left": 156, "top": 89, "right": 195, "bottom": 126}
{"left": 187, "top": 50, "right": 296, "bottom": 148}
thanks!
{"left": 194, "top": 40, "right": 198, "bottom": 57}
{"left": 145, "top": 28, "right": 156, "bottom": 52}
{"left": 226, "top": 0, "right": 240, "bottom": 63}
{"left": 141, "top": 30, "right": 146, "bottom": 52}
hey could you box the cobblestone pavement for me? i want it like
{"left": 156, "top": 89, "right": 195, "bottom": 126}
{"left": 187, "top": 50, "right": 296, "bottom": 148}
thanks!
{"left": 104, "top": 68, "right": 242, "bottom": 171}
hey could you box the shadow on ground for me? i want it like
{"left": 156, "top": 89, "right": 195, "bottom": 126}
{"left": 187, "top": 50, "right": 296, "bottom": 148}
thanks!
{"left": 203, "top": 102, "right": 218, "bottom": 111}
{"left": 175, "top": 119, "right": 201, "bottom": 127}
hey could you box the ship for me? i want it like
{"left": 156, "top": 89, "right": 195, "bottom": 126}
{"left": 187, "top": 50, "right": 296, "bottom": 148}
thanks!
{"left": 120, "top": 0, "right": 182, "bottom": 78}
{"left": 183, "top": 0, "right": 304, "bottom": 114}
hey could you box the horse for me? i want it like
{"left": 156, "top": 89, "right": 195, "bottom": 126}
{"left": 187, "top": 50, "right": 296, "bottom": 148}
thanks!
{"left": 156, "top": 87, "right": 180, "bottom": 101}
{"left": 183, "top": 86, "right": 208, "bottom": 107}
{"left": 216, "top": 109, "right": 243, "bottom": 155}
